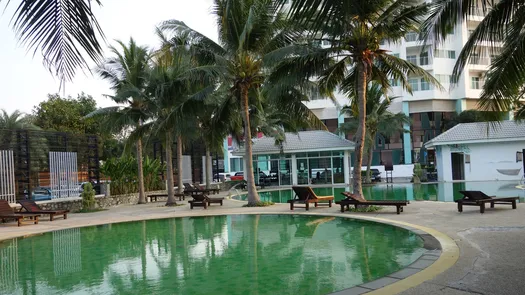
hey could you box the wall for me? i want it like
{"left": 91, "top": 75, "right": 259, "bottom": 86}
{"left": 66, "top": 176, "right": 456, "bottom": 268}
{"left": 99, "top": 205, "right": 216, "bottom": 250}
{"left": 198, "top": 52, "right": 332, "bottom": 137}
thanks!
{"left": 436, "top": 141, "right": 524, "bottom": 182}
{"left": 25, "top": 190, "right": 167, "bottom": 212}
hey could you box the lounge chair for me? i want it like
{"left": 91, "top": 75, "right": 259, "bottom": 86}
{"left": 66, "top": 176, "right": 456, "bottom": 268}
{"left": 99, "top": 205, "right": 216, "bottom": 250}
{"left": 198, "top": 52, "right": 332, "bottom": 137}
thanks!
{"left": 188, "top": 194, "right": 224, "bottom": 209}
{"left": 17, "top": 199, "right": 68, "bottom": 221}
{"left": 457, "top": 191, "right": 519, "bottom": 213}
{"left": 184, "top": 182, "right": 220, "bottom": 195}
{"left": 0, "top": 200, "right": 40, "bottom": 226}
{"left": 194, "top": 183, "right": 221, "bottom": 195}
{"left": 288, "top": 186, "right": 334, "bottom": 211}
{"left": 336, "top": 192, "right": 409, "bottom": 214}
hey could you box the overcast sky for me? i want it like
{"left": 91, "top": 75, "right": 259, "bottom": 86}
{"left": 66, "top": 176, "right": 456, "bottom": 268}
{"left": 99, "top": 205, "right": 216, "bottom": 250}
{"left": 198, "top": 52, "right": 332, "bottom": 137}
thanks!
{"left": 0, "top": 0, "right": 218, "bottom": 114}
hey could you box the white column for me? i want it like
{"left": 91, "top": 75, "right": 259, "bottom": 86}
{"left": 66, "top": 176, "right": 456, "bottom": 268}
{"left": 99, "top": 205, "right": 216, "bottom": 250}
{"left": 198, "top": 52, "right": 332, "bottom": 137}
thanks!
{"left": 344, "top": 151, "right": 351, "bottom": 186}
{"left": 291, "top": 154, "right": 298, "bottom": 185}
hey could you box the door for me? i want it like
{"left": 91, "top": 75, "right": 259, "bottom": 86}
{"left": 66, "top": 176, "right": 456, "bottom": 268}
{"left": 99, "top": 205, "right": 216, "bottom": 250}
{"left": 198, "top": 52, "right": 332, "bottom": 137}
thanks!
{"left": 451, "top": 153, "right": 465, "bottom": 180}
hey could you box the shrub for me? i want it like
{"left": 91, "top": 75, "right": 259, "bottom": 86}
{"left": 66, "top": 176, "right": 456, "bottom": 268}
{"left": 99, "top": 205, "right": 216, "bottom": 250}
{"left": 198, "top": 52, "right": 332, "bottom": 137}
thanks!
{"left": 413, "top": 163, "right": 424, "bottom": 184}
{"left": 100, "top": 156, "right": 165, "bottom": 195}
{"left": 81, "top": 182, "right": 96, "bottom": 211}
{"left": 346, "top": 205, "right": 382, "bottom": 212}
{"left": 242, "top": 201, "right": 274, "bottom": 207}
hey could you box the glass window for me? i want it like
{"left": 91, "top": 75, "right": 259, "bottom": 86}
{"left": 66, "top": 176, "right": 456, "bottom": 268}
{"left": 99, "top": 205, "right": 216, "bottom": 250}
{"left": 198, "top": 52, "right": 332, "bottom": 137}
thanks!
{"left": 332, "top": 157, "right": 345, "bottom": 184}
{"left": 420, "top": 52, "right": 429, "bottom": 65}
{"left": 332, "top": 151, "right": 344, "bottom": 157}
{"left": 393, "top": 53, "right": 400, "bottom": 58}
{"left": 296, "top": 158, "right": 309, "bottom": 185}
{"left": 309, "top": 157, "right": 332, "bottom": 185}
{"left": 320, "top": 151, "right": 332, "bottom": 157}
{"left": 279, "top": 159, "right": 291, "bottom": 185}
{"left": 421, "top": 78, "right": 431, "bottom": 91}
{"left": 406, "top": 55, "right": 417, "bottom": 64}
{"left": 296, "top": 153, "right": 307, "bottom": 158}
{"left": 405, "top": 32, "right": 419, "bottom": 42}
{"left": 434, "top": 50, "right": 455, "bottom": 59}
{"left": 307, "top": 152, "right": 320, "bottom": 158}
{"left": 390, "top": 79, "right": 399, "bottom": 87}
{"left": 471, "top": 76, "right": 481, "bottom": 89}
{"left": 435, "top": 74, "right": 452, "bottom": 84}
{"left": 408, "top": 78, "right": 419, "bottom": 91}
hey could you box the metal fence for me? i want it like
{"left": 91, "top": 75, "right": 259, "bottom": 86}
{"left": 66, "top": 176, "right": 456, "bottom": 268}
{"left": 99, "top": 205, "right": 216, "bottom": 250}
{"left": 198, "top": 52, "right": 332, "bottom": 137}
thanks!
{"left": 0, "top": 129, "right": 101, "bottom": 201}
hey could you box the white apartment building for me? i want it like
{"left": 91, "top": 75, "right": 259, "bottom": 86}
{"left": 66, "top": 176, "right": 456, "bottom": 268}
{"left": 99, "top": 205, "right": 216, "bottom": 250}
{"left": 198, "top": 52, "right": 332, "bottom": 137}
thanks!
{"left": 223, "top": 2, "right": 507, "bottom": 175}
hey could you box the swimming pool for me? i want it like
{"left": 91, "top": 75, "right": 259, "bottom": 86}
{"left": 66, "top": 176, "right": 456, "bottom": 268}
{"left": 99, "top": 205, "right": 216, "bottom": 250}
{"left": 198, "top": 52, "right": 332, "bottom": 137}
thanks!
{"left": 0, "top": 215, "right": 425, "bottom": 295}
{"left": 232, "top": 181, "right": 525, "bottom": 203}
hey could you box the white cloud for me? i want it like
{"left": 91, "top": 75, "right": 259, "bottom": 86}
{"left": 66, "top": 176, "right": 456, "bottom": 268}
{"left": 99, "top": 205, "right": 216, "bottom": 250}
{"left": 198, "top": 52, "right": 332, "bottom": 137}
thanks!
{"left": 0, "top": 0, "right": 218, "bottom": 114}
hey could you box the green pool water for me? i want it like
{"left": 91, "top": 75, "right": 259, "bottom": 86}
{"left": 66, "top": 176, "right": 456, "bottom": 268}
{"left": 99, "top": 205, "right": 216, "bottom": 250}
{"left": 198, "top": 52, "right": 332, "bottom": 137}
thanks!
{"left": 0, "top": 215, "right": 425, "bottom": 295}
{"left": 233, "top": 180, "right": 525, "bottom": 203}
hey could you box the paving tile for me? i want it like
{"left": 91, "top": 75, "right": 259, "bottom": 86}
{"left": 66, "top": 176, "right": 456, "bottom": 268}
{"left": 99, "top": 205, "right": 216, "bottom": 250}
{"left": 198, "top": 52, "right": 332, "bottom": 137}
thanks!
{"left": 360, "top": 277, "right": 399, "bottom": 290}
{"left": 329, "top": 286, "right": 372, "bottom": 295}
{"left": 409, "top": 258, "right": 436, "bottom": 269}
{"left": 419, "top": 255, "right": 439, "bottom": 261}
{"left": 387, "top": 267, "right": 422, "bottom": 279}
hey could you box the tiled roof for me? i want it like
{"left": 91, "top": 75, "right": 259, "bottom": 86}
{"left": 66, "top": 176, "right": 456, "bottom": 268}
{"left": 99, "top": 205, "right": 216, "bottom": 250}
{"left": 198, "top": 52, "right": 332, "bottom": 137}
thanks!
{"left": 425, "top": 121, "right": 525, "bottom": 147}
{"left": 233, "top": 130, "right": 355, "bottom": 155}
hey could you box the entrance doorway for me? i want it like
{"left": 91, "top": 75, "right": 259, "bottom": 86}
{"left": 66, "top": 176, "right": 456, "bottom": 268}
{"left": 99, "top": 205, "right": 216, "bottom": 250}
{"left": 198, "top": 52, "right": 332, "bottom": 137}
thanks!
{"left": 451, "top": 153, "right": 465, "bottom": 180}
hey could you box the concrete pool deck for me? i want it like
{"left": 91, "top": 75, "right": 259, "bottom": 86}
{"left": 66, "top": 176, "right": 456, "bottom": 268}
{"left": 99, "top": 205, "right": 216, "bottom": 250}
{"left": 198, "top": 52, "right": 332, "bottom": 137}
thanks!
{"left": 1, "top": 195, "right": 525, "bottom": 295}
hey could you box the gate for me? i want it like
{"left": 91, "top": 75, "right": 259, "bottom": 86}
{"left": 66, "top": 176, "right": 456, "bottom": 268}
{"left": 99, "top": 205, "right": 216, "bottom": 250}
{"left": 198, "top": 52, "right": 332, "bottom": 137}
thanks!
{"left": 49, "top": 152, "right": 79, "bottom": 198}
{"left": 0, "top": 150, "right": 16, "bottom": 203}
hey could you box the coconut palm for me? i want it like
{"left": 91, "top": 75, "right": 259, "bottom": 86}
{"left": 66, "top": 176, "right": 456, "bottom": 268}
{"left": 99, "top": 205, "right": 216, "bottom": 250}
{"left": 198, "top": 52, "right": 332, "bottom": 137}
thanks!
{"left": 421, "top": 0, "right": 525, "bottom": 119}
{"left": 288, "top": 0, "right": 440, "bottom": 198}
{"left": 88, "top": 38, "right": 151, "bottom": 204}
{"left": 4, "top": 0, "right": 104, "bottom": 84}
{"left": 0, "top": 110, "right": 34, "bottom": 130}
{"left": 339, "top": 84, "right": 411, "bottom": 183}
{"left": 137, "top": 30, "right": 210, "bottom": 206}
{"left": 159, "top": 0, "right": 328, "bottom": 205}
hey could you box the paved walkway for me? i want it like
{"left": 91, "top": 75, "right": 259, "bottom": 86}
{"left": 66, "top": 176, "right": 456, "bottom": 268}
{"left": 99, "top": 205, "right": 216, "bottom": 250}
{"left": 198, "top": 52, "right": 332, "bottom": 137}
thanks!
{"left": 2, "top": 193, "right": 525, "bottom": 295}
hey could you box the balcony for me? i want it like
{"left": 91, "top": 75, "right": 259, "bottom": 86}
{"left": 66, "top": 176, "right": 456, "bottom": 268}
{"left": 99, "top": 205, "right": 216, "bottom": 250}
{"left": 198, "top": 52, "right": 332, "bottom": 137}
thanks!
{"left": 468, "top": 57, "right": 491, "bottom": 71}
{"left": 467, "top": 7, "right": 487, "bottom": 22}
{"left": 404, "top": 32, "right": 424, "bottom": 47}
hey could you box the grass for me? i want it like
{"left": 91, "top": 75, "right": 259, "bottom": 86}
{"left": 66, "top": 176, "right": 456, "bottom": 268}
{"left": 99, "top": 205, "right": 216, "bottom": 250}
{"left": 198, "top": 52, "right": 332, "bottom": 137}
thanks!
{"left": 346, "top": 205, "right": 383, "bottom": 213}
{"left": 77, "top": 208, "right": 108, "bottom": 213}
{"left": 243, "top": 201, "right": 275, "bottom": 207}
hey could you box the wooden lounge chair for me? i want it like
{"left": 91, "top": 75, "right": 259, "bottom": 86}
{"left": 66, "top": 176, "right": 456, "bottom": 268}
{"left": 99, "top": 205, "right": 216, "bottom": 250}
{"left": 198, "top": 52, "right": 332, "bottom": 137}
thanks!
{"left": 17, "top": 199, "right": 68, "bottom": 221}
{"left": 188, "top": 194, "right": 224, "bottom": 209}
{"left": 457, "top": 191, "right": 519, "bottom": 213}
{"left": 147, "top": 193, "right": 185, "bottom": 202}
{"left": 336, "top": 192, "right": 409, "bottom": 214}
{"left": 288, "top": 186, "right": 334, "bottom": 211}
{"left": 0, "top": 200, "right": 40, "bottom": 226}
{"left": 184, "top": 182, "right": 220, "bottom": 195}
{"left": 194, "top": 183, "right": 221, "bottom": 195}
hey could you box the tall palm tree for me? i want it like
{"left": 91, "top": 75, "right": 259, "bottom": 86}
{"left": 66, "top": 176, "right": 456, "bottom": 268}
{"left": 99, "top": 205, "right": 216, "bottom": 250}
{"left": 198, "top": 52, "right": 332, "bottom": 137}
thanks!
{"left": 0, "top": 110, "right": 33, "bottom": 130}
{"left": 288, "top": 0, "right": 440, "bottom": 198}
{"left": 421, "top": 0, "right": 525, "bottom": 119}
{"left": 4, "top": 0, "right": 104, "bottom": 84}
{"left": 339, "top": 84, "right": 411, "bottom": 183}
{"left": 88, "top": 38, "right": 151, "bottom": 204}
{"left": 159, "top": 0, "right": 327, "bottom": 205}
{"left": 140, "top": 29, "right": 210, "bottom": 206}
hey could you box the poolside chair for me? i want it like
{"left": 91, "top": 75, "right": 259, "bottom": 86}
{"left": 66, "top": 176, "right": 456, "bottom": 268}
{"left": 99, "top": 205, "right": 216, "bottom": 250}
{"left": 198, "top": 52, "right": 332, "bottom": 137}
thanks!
{"left": 288, "top": 186, "right": 334, "bottom": 211}
{"left": 17, "top": 199, "right": 69, "bottom": 221}
{"left": 457, "top": 191, "right": 519, "bottom": 213}
{"left": 183, "top": 183, "right": 208, "bottom": 196}
{"left": 0, "top": 200, "right": 40, "bottom": 227}
{"left": 336, "top": 192, "right": 409, "bottom": 214}
{"left": 188, "top": 194, "right": 224, "bottom": 209}
{"left": 193, "top": 183, "right": 221, "bottom": 195}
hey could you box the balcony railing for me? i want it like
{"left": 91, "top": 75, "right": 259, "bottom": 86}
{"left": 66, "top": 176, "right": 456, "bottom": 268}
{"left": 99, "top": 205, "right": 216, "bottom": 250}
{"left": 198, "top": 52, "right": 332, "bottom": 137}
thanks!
{"left": 468, "top": 57, "right": 490, "bottom": 65}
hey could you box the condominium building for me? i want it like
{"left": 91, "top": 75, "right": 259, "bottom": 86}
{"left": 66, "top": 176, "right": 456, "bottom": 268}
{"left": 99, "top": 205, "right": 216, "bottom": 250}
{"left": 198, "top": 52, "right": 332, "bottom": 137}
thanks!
{"left": 223, "top": 2, "right": 506, "bottom": 175}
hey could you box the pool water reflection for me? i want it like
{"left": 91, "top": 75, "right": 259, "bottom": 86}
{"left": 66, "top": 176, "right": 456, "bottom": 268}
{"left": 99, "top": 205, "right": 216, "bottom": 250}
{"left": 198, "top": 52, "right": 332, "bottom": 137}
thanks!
{"left": 0, "top": 215, "right": 425, "bottom": 295}
{"left": 233, "top": 181, "right": 525, "bottom": 203}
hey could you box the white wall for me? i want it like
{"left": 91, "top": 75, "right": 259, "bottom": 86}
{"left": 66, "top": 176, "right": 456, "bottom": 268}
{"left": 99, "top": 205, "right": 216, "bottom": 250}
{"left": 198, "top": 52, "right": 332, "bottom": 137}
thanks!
{"left": 437, "top": 141, "right": 524, "bottom": 182}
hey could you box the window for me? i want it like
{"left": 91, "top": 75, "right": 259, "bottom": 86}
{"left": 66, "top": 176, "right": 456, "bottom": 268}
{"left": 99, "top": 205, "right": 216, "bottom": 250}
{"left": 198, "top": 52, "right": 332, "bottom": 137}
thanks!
{"left": 471, "top": 77, "right": 481, "bottom": 89}
{"left": 420, "top": 52, "right": 429, "bottom": 65}
{"left": 435, "top": 74, "right": 452, "bottom": 84}
{"left": 434, "top": 50, "right": 456, "bottom": 59}
{"left": 393, "top": 53, "right": 400, "bottom": 58}
{"left": 421, "top": 78, "right": 431, "bottom": 91}
{"left": 407, "top": 55, "right": 417, "bottom": 64}
{"left": 390, "top": 79, "right": 399, "bottom": 87}
{"left": 322, "top": 40, "right": 331, "bottom": 46}
{"left": 408, "top": 78, "right": 419, "bottom": 91}
{"left": 405, "top": 32, "right": 419, "bottom": 42}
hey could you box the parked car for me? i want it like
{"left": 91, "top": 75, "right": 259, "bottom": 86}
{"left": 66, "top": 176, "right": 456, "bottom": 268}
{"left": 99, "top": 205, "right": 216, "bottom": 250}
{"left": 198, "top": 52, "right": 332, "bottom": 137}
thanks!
{"left": 230, "top": 171, "right": 268, "bottom": 181}
{"left": 371, "top": 169, "right": 382, "bottom": 182}
{"left": 29, "top": 187, "right": 55, "bottom": 201}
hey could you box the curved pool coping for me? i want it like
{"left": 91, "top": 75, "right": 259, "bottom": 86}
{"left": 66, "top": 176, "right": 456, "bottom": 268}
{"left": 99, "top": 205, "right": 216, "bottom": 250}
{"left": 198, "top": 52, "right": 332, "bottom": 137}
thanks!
{"left": 0, "top": 210, "right": 459, "bottom": 295}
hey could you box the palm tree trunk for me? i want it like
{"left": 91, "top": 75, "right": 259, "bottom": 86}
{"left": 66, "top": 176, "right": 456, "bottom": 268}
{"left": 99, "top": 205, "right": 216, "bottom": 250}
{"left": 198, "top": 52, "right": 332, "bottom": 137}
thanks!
{"left": 241, "top": 85, "right": 260, "bottom": 206}
{"left": 137, "top": 138, "right": 146, "bottom": 204}
{"left": 352, "top": 61, "right": 367, "bottom": 198}
{"left": 205, "top": 148, "right": 211, "bottom": 189}
{"left": 165, "top": 133, "right": 177, "bottom": 206}
{"left": 177, "top": 136, "right": 184, "bottom": 195}
{"left": 366, "top": 140, "right": 374, "bottom": 183}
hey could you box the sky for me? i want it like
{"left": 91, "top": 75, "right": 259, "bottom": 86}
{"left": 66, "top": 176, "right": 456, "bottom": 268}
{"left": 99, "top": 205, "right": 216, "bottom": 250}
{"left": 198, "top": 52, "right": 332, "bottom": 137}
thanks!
{"left": 0, "top": 0, "right": 218, "bottom": 114}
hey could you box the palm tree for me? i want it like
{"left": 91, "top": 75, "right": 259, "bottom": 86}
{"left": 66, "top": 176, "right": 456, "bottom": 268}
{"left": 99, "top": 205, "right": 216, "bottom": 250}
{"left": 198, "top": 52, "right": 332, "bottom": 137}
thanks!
{"left": 159, "top": 0, "right": 327, "bottom": 205}
{"left": 0, "top": 110, "right": 33, "bottom": 130}
{"left": 4, "top": 0, "right": 104, "bottom": 84}
{"left": 288, "top": 0, "right": 440, "bottom": 198}
{"left": 88, "top": 38, "right": 151, "bottom": 204}
{"left": 421, "top": 0, "right": 525, "bottom": 119}
{"left": 141, "top": 29, "right": 209, "bottom": 206}
{"left": 339, "top": 84, "right": 410, "bottom": 183}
